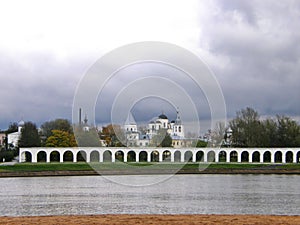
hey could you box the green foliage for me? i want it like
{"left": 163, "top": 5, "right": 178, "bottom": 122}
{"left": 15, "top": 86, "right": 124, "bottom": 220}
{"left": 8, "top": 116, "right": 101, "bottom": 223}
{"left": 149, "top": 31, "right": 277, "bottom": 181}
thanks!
{"left": 41, "top": 119, "right": 72, "bottom": 139}
{"left": 230, "top": 107, "right": 300, "bottom": 147}
{"left": 0, "top": 150, "right": 15, "bottom": 162}
{"left": 196, "top": 140, "right": 208, "bottom": 147}
{"left": 18, "top": 122, "right": 41, "bottom": 147}
{"left": 6, "top": 122, "right": 18, "bottom": 134}
{"left": 45, "top": 130, "right": 77, "bottom": 147}
{"left": 161, "top": 133, "right": 172, "bottom": 147}
{"left": 151, "top": 129, "right": 171, "bottom": 147}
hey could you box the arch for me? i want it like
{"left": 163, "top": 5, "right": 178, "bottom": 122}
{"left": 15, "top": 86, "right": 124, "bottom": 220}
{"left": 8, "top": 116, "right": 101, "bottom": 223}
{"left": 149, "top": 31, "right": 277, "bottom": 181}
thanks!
{"left": 63, "top": 151, "right": 73, "bottom": 162}
{"left": 230, "top": 151, "right": 238, "bottom": 162}
{"left": 103, "top": 150, "right": 112, "bottom": 162}
{"left": 37, "top": 151, "right": 47, "bottom": 162}
{"left": 252, "top": 151, "right": 260, "bottom": 162}
{"left": 127, "top": 151, "right": 136, "bottom": 162}
{"left": 139, "top": 151, "right": 147, "bottom": 162}
{"left": 207, "top": 151, "right": 215, "bottom": 162}
{"left": 263, "top": 151, "right": 271, "bottom": 163}
{"left": 196, "top": 151, "right": 204, "bottom": 162}
{"left": 184, "top": 151, "right": 193, "bottom": 162}
{"left": 286, "top": 151, "right": 293, "bottom": 163}
{"left": 151, "top": 151, "right": 159, "bottom": 162}
{"left": 22, "top": 151, "right": 32, "bottom": 162}
{"left": 115, "top": 150, "right": 124, "bottom": 162}
{"left": 90, "top": 151, "right": 100, "bottom": 162}
{"left": 218, "top": 151, "right": 226, "bottom": 162}
{"left": 77, "top": 150, "right": 87, "bottom": 162}
{"left": 275, "top": 151, "right": 282, "bottom": 163}
{"left": 241, "top": 151, "right": 249, "bottom": 162}
{"left": 174, "top": 151, "right": 181, "bottom": 162}
{"left": 297, "top": 151, "right": 300, "bottom": 163}
{"left": 50, "top": 151, "right": 60, "bottom": 162}
{"left": 163, "top": 150, "right": 171, "bottom": 162}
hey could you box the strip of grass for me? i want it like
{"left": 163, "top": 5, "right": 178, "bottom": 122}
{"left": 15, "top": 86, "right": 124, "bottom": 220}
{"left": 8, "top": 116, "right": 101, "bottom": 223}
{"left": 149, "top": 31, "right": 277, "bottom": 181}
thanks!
{"left": 1, "top": 162, "right": 300, "bottom": 172}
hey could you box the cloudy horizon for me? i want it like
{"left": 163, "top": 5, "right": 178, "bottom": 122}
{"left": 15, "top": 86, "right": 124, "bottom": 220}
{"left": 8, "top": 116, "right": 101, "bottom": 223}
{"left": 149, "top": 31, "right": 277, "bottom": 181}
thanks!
{"left": 0, "top": 0, "right": 299, "bottom": 134}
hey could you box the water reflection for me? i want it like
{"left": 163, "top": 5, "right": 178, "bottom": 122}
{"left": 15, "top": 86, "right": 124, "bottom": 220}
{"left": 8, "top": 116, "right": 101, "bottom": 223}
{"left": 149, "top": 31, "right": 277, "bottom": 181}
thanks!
{"left": 0, "top": 175, "right": 299, "bottom": 216}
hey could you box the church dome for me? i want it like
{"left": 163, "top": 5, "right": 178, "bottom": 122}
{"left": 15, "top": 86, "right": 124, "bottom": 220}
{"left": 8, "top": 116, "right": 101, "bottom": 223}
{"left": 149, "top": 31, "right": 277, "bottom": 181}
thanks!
{"left": 158, "top": 114, "right": 168, "bottom": 119}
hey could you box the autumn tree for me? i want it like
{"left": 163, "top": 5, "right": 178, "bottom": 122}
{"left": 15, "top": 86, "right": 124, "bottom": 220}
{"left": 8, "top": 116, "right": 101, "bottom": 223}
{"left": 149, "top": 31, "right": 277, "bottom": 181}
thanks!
{"left": 100, "top": 124, "right": 125, "bottom": 147}
{"left": 45, "top": 130, "right": 77, "bottom": 147}
{"left": 41, "top": 119, "right": 73, "bottom": 139}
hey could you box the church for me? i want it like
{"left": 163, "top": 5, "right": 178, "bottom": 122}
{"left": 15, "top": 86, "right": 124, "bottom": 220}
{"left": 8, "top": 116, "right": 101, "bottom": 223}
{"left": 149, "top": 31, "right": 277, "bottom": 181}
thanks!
{"left": 7, "top": 120, "right": 24, "bottom": 147}
{"left": 124, "top": 110, "right": 186, "bottom": 148}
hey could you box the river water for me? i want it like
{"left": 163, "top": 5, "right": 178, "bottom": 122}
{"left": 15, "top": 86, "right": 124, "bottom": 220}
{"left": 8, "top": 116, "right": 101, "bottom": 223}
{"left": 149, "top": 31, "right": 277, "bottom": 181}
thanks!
{"left": 0, "top": 174, "right": 299, "bottom": 216}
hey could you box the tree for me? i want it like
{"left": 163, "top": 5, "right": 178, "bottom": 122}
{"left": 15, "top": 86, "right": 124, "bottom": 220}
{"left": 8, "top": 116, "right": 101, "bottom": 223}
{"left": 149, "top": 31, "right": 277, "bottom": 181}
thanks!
{"left": 6, "top": 122, "right": 18, "bottom": 134}
{"left": 229, "top": 107, "right": 263, "bottom": 147}
{"left": 196, "top": 140, "right": 208, "bottom": 147}
{"left": 18, "top": 122, "right": 41, "bottom": 147}
{"left": 151, "top": 129, "right": 170, "bottom": 147}
{"left": 161, "top": 133, "right": 172, "bottom": 147}
{"left": 100, "top": 124, "right": 125, "bottom": 147}
{"left": 275, "top": 115, "right": 300, "bottom": 147}
{"left": 45, "top": 130, "right": 77, "bottom": 147}
{"left": 74, "top": 127, "right": 102, "bottom": 147}
{"left": 41, "top": 119, "right": 73, "bottom": 139}
{"left": 211, "top": 122, "right": 226, "bottom": 147}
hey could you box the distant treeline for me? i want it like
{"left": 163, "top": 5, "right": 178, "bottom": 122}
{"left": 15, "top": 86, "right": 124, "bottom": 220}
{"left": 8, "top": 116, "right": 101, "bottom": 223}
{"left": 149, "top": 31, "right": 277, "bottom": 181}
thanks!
{"left": 228, "top": 107, "right": 300, "bottom": 147}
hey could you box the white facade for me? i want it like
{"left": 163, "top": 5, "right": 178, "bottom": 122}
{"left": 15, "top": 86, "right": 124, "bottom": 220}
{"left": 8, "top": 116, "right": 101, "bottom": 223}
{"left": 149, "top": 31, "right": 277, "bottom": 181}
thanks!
{"left": 20, "top": 147, "right": 300, "bottom": 163}
{"left": 123, "top": 111, "right": 186, "bottom": 147}
{"left": 7, "top": 120, "right": 24, "bottom": 147}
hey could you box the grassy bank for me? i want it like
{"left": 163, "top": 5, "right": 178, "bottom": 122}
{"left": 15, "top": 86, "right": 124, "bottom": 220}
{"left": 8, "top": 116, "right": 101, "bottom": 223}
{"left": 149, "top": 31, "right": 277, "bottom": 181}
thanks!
{"left": 1, "top": 162, "right": 300, "bottom": 173}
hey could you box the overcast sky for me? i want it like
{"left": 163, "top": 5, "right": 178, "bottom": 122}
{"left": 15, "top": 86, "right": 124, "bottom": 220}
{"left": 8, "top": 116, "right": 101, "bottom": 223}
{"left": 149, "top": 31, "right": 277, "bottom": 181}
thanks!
{"left": 0, "top": 0, "right": 299, "bottom": 133}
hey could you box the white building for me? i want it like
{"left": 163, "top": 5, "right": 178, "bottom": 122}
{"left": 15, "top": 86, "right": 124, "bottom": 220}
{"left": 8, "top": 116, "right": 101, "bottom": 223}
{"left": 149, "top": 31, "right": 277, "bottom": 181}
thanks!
{"left": 7, "top": 120, "right": 24, "bottom": 147}
{"left": 124, "top": 110, "right": 187, "bottom": 147}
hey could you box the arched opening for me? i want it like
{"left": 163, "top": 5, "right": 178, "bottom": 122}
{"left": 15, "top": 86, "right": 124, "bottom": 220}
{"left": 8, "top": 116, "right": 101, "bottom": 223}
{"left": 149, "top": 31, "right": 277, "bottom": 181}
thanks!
{"left": 139, "top": 151, "right": 147, "bottom": 162}
{"left": 218, "top": 151, "right": 226, "bottom": 162}
{"left": 103, "top": 150, "right": 112, "bottom": 162}
{"left": 151, "top": 151, "right": 159, "bottom": 162}
{"left": 50, "top": 151, "right": 60, "bottom": 162}
{"left": 230, "top": 151, "right": 238, "bottom": 162}
{"left": 37, "top": 151, "right": 46, "bottom": 162}
{"left": 286, "top": 151, "right": 293, "bottom": 163}
{"left": 252, "top": 151, "right": 260, "bottom": 162}
{"left": 196, "top": 151, "right": 204, "bottom": 162}
{"left": 184, "top": 151, "right": 193, "bottom": 162}
{"left": 127, "top": 151, "right": 136, "bottom": 162}
{"left": 22, "top": 151, "right": 32, "bottom": 162}
{"left": 115, "top": 151, "right": 124, "bottom": 162}
{"left": 63, "top": 151, "right": 73, "bottom": 162}
{"left": 90, "top": 151, "right": 100, "bottom": 162}
{"left": 174, "top": 151, "right": 181, "bottom": 162}
{"left": 163, "top": 150, "right": 171, "bottom": 162}
{"left": 241, "top": 151, "right": 249, "bottom": 162}
{"left": 77, "top": 151, "right": 86, "bottom": 162}
{"left": 207, "top": 151, "right": 215, "bottom": 162}
{"left": 297, "top": 151, "right": 300, "bottom": 163}
{"left": 263, "top": 151, "right": 271, "bottom": 163}
{"left": 275, "top": 151, "right": 282, "bottom": 163}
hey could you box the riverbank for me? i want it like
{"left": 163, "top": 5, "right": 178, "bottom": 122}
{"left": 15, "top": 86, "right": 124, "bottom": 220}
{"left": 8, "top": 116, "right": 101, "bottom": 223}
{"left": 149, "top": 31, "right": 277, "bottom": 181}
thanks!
{"left": 0, "top": 214, "right": 299, "bottom": 225}
{"left": 0, "top": 162, "right": 300, "bottom": 177}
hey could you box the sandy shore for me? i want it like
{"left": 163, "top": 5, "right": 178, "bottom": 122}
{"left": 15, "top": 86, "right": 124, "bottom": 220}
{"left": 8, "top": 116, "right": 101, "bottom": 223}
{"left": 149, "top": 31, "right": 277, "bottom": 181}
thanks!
{"left": 0, "top": 214, "right": 299, "bottom": 225}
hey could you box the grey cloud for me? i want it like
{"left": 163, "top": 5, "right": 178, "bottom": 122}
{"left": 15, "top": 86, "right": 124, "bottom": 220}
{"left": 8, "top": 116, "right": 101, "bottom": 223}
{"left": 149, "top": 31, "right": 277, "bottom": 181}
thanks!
{"left": 199, "top": 0, "right": 300, "bottom": 119}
